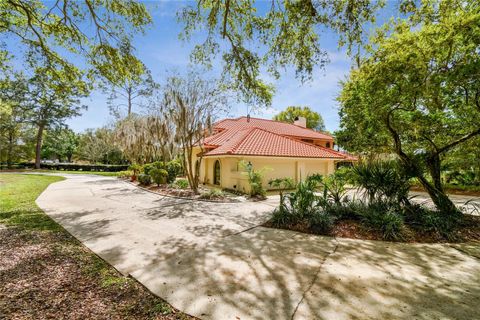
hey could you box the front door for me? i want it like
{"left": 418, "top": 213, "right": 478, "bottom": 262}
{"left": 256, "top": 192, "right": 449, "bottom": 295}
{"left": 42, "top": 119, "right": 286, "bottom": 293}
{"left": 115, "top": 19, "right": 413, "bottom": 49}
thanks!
{"left": 213, "top": 160, "right": 221, "bottom": 185}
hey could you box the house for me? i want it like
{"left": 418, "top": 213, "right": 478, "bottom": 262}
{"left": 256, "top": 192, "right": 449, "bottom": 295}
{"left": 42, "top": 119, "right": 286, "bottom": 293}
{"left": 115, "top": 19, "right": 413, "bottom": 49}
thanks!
{"left": 193, "top": 116, "right": 356, "bottom": 193}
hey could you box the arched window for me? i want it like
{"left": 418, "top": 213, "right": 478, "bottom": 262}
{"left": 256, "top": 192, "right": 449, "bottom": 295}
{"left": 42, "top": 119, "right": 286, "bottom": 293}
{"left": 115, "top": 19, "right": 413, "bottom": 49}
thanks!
{"left": 213, "top": 160, "right": 221, "bottom": 185}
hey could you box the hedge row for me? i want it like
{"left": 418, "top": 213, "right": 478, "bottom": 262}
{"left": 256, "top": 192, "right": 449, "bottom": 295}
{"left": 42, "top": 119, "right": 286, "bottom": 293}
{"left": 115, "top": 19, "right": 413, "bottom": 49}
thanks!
{"left": 0, "top": 163, "right": 128, "bottom": 172}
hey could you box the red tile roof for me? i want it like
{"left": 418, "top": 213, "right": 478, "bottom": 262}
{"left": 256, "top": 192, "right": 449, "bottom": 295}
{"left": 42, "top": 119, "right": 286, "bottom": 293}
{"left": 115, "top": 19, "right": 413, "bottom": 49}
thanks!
{"left": 202, "top": 116, "right": 356, "bottom": 160}
{"left": 204, "top": 127, "right": 346, "bottom": 158}
{"left": 214, "top": 117, "right": 334, "bottom": 140}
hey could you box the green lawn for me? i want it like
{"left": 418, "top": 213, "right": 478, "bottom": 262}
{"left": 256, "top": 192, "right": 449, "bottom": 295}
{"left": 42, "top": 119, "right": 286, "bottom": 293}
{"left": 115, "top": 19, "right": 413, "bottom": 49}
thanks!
{"left": 0, "top": 173, "right": 190, "bottom": 319}
{"left": 0, "top": 174, "right": 65, "bottom": 230}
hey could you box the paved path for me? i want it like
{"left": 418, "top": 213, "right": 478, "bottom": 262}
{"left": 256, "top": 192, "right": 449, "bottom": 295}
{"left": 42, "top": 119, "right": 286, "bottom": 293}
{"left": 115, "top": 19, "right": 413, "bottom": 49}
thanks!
{"left": 35, "top": 174, "right": 480, "bottom": 320}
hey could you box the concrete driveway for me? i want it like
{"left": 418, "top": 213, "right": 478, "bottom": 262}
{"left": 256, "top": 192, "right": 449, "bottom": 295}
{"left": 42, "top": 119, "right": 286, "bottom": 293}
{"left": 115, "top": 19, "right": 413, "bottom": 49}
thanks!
{"left": 36, "top": 174, "right": 480, "bottom": 320}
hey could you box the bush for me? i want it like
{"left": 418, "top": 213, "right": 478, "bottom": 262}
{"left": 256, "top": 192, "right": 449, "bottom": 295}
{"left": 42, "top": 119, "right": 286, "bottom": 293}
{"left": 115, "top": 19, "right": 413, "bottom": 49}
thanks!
{"left": 166, "top": 160, "right": 182, "bottom": 183}
{"left": 143, "top": 161, "right": 164, "bottom": 176}
{"left": 138, "top": 174, "right": 152, "bottom": 186}
{"left": 403, "top": 203, "right": 461, "bottom": 238}
{"left": 150, "top": 168, "right": 168, "bottom": 186}
{"left": 309, "top": 209, "right": 335, "bottom": 234}
{"left": 240, "top": 161, "right": 270, "bottom": 198}
{"left": 321, "top": 172, "right": 348, "bottom": 204}
{"left": 142, "top": 160, "right": 182, "bottom": 183}
{"left": 38, "top": 163, "right": 129, "bottom": 172}
{"left": 199, "top": 188, "right": 225, "bottom": 200}
{"left": 358, "top": 201, "right": 404, "bottom": 241}
{"left": 351, "top": 160, "right": 412, "bottom": 205}
{"left": 174, "top": 179, "right": 189, "bottom": 189}
{"left": 117, "top": 170, "right": 133, "bottom": 179}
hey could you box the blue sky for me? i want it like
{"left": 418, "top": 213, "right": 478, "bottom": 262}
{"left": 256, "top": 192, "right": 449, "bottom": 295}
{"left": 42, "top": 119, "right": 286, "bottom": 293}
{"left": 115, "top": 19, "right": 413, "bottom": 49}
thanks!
{"left": 68, "top": 1, "right": 361, "bottom": 133}
{"left": 8, "top": 1, "right": 397, "bottom": 133}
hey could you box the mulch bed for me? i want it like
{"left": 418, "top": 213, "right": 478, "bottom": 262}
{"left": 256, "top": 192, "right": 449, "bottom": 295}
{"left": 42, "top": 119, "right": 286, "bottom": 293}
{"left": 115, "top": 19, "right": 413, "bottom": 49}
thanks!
{"left": 264, "top": 215, "right": 480, "bottom": 243}
{"left": 0, "top": 226, "right": 194, "bottom": 320}
{"left": 125, "top": 179, "right": 245, "bottom": 203}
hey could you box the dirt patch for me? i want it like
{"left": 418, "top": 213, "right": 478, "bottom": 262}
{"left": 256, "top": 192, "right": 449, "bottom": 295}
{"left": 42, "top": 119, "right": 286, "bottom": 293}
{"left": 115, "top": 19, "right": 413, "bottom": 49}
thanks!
{"left": 0, "top": 227, "right": 195, "bottom": 320}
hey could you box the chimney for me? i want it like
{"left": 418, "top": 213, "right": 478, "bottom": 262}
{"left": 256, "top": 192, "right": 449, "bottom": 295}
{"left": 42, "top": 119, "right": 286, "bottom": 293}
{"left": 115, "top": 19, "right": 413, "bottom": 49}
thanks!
{"left": 293, "top": 116, "right": 307, "bottom": 128}
{"left": 247, "top": 114, "right": 251, "bottom": 122}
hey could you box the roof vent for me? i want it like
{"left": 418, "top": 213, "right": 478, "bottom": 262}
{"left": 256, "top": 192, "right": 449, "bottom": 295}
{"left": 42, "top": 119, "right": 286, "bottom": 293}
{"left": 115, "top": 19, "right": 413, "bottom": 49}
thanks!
{"left": 293, "top": 116, "right": 307, "bottom": 128}
{"left": 247, "top": 114, "right": 251, "bottom": 122}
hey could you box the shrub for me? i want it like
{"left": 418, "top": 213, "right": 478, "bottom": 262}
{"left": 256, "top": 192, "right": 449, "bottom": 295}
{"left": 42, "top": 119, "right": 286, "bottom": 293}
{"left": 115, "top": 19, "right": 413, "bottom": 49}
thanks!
{"left": 268, "top": 177, "right": 295, "bottom": 210}
{"left": 128, "top": 164, "right": 142, "bottom": 181}
{"left": 166, "top": 159, "right": 183, "bottom": 183}
{"left": 240, "top": 161, "right": 270, "bottom": 198}
{"left": 150, "top": 168, "right": 168, "bottom": 186}
{"left": 325, "top": 201, "right": 362, "bottom": 220}
{"left": 39, "top": 163, "right": 128, "bottom": 172}
{"left": 174, "top": 179, "right": 189, "bottom": 189}
{"left": 117, "top": 170, "right": 133, "bottom": 179}
{"left": 309, "top": 209, "right": 335, "bottom": 234}
{"left": 321, "top": 173, "right": 348, "bottom": 204}
{"left": 358, "top": 201, "right": 404, "bottom": 241}
{"left": 199, "top": 188, "right": 225, "bottom": 200}
{"left": 138, "top": 173, "right": 152, "bottom": 186}
{"left": 271, "top": 207, "right": 301, "bottom": 227}
{"left": 403, "top": 203, "right": 461, "bottom": 238}
{"left": 143, "top": 161, "right": 164, "bottom": 176}
{"left": 351, "top": 160, "right": 412, "bottom": 205}
{"left": 142, "top": 160, "right": 182, "bottom": 183}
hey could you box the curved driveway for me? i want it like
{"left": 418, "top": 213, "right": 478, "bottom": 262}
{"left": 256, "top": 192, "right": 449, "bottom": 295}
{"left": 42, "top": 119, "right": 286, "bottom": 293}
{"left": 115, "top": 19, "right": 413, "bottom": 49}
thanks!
{"left": 36, "top": 174, "right": 480, "bottom": 320}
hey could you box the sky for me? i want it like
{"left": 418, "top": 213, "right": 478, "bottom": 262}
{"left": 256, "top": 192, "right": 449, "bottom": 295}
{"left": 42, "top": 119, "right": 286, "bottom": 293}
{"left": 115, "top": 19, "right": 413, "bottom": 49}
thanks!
{"left": 6, "top": 1, "right": 397, "bottom": 133}
{"left": 67, "top": 1, "right": 360, "bottom": 133}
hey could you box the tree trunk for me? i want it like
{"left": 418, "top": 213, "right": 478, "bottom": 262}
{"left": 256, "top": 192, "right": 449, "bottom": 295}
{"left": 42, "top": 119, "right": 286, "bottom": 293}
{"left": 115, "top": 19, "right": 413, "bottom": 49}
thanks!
{"left": 415, "top": 172, "right": 458, "bottom": 215}
{"left": 35, "top": 123, "right": 45, "bottom": 169}
{"left": 127, "top": 87, "right": 132, "bottom": 116}
{"left": 7, "top": 130, "right": 14, "bottom": 168}
{"left": 426, "top": 152, "right": 443, "bottom": 192}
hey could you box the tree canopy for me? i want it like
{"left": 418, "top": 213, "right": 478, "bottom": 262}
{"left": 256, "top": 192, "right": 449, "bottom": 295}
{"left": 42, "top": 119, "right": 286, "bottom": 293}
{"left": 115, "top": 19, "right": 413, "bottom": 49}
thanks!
{"left": 273, "top": 106, "right": 325, "bottom": 131}
{"left": 1, "top": 0, "right": 151, "bottom": 83}
{"left": 336, "top": 0, "right": 480, "bottom": 213}
{"left": 179, "top": 0, "right": 383, "bottom": 106}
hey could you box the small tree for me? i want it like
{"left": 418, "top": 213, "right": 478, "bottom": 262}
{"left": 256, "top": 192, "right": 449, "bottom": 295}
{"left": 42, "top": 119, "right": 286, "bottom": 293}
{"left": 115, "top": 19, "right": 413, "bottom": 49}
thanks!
{"left": 98, "top": 40, "right": 158, "bottom": 117}
{"left": 41, "top": 127, "right": 78, "bottom": 162}
{"left": 161, "top": 73, "right": 228, "bottom": 194}
{"left": 25, "top": 69, "right": 88, "bottom": 169}
{"left": 273, "top": 106, "right": 325, "bottom": 131}
{"left": 150, "top": 168, "right": 168, "bottom": 186}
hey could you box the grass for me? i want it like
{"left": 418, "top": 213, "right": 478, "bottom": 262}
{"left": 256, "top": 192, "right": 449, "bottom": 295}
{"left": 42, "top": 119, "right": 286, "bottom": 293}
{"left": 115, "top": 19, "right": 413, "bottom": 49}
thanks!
{"left": 0, "top": 174, "right": 65, "bottom": 230}
{"left": 0, "top": 169, "right": 119, "bottom": 176}
{"left": 0, "top": 173, "right": 191, "bottom": 319}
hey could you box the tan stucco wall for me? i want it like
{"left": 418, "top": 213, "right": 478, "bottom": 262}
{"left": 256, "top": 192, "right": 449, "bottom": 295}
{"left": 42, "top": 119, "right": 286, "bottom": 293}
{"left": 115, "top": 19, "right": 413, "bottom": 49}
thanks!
{"left": 195, "top": 154, "right": 336, "bottom": 193}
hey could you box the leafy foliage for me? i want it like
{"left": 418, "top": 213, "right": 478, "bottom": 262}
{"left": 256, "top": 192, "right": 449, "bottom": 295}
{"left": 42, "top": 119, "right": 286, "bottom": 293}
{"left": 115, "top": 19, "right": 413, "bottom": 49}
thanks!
{"left": 351, "top": 160, "right": 412, "bottom": 205}
{"left": 336, "top": 1, "right": 479, "bottom": 214}
{"left": 1, "top": 0, "right": 151, "bottom": 85}
{"left": 41, "top": 127, "right": 78, "bottom": 162}
{"left": 273, "top": 106, "right": 325, "bottom": 131}
{"left": 179, "top": 0, "right": 382, "bottom": 106}
{"left": 241, "top": 161, "right": 270, "bottom": 198}
{"left": 150, "top": 168, "right": 168, "bottom": 186}
{"left": 199, "top": 188, "right": 225, "bottom": 200}
{"left": 137, "top": 173, "right": 151, "bottom": 186}
{"left": 174, "top": 179, "right": 189, "bottom": 189}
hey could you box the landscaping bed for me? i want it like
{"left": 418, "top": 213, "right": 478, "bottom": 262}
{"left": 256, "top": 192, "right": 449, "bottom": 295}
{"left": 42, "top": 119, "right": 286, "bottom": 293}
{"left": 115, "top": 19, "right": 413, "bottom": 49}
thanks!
{"left": 125, "top": 178, "right": 245, "bottom": 203}
{"left": 0, "top": 174, "right": 194, "bottom": 320}
{"left": 264, "top": 162, "right": 480, "bottom": 244}
{"left": 264, "top": 215, "right": 480, "bottom": 243}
